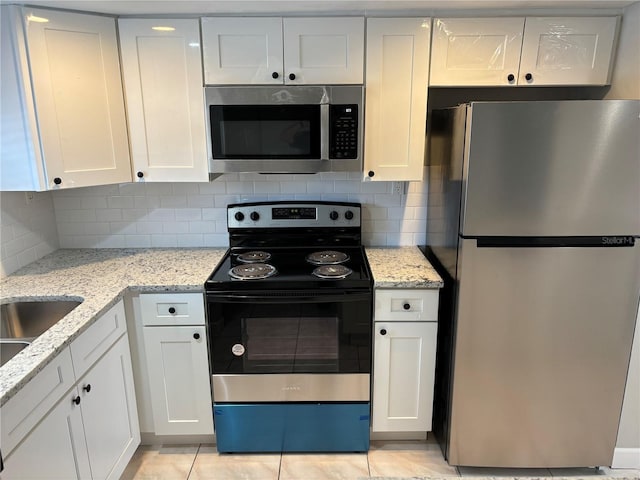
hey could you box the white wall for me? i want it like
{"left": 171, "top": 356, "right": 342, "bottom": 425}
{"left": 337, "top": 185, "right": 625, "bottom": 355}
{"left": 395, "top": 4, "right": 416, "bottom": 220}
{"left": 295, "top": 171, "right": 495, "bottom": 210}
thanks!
{"left": 607, "top": 1, "right": 640, "bottom": 462}
{"left": 606, "top": 2, "right": 640, "bottom": 100}
{"left": 0, "top": 191, "right": 59, "bottom": 277}
{"left": 51, "top": 173, "right": 427, "bottom": 248}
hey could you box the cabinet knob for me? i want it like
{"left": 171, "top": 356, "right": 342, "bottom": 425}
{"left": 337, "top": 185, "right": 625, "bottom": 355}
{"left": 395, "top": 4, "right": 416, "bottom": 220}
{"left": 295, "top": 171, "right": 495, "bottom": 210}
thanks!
{"left": 73, "top": 396, "right": 81, "bottom": 405}
{"left": 53, "top": 177, "right": 62, "bottom": 185}
{"left": 83, "top": 384, "right": 92, "bottom": 393}
{"left": 168, "top": 307, "right": 176, "bottom": 314}
{"left": 525, "top": 73, "right": 533, "bottom": 82}
{"left": 137, "top": 171, "right": 144, "bottom": 178}
{"left": 368, "top": 171, "right": 375, "bottom": 178}
{"left": 288, "top": 73, "right": 296, "bottom": 81}
{"left": 193, "top": 332, "right": 201, "bottom": 340}
{"left": 403, "top": 303, "right": 411, "bottom": 310}
{"left": 380, "top": 329, "right": 387, "bottom": 336}
{"left": 507, "top": 73, "right": 515, "bottom": 83}
{"left": 272, "top": 72, "right": 279, "bottom": 79}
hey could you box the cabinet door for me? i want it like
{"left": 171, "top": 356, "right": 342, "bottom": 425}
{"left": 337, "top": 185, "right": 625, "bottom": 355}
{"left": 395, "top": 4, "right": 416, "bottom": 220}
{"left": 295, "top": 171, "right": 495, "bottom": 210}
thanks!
{"left": 430, "top": 17, "right": 525, "bottom": 86}
{"left": 283, "top": 17, "right": 364, "bottom": 84}
{"left": 79, "top": 334, "right": 140, "bottom": 480}
{"left": 23, "top": 7, "right": 131, "bottom": 189}
{"left": 364, "top": 18, "right": 430, "bottom": 182}
{"left": 118, "top": 19, "right": 208, "bottom": 182}
{"left": 1, "top": 389, "right": 91, "bottom": 480}
{"left": 372, "top": 321, "right": 437, "bottom": 432}
{"left": 519, "top": 17, "right": 618, "bottom": 86}
{"left": 201, "top": 17, "right": 283, "bottom": 84}
{"left": 143, "top": 326, "right": 214, "bottom": 435}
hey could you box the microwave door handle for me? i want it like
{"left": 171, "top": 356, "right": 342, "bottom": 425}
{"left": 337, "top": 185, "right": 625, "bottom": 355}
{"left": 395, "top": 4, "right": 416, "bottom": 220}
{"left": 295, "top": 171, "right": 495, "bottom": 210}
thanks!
{"left": 320, "top": 104, "right": 329, "bottom": 160}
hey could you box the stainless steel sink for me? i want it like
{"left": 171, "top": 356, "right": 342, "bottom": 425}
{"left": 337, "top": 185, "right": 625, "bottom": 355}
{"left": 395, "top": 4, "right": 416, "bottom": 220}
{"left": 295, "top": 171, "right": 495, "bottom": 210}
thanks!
{"left": 0, "top": 340, "right": 30, "bottom": 367}
{"left": 1, "top": 300, "right": 82, "bottom": 340}
{"left": 0, "top": 300, "right": 82, "bottom": 366}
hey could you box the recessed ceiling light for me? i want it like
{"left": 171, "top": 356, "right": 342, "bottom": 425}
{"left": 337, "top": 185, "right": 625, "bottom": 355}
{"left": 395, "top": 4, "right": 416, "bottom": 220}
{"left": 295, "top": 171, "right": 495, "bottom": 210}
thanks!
{"left": 152, "top": 26, "right": 176, "bottom": 32}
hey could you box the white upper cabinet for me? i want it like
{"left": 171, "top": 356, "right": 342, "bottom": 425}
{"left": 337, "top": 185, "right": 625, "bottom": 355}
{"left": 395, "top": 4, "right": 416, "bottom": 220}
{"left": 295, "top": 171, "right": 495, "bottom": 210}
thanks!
{"left": 0, "top": 6, "right": 131, "bottom": 191}
{"left": 201, "top": 17, "right": 364, "bottom": 85}
{"left": 283, "top": 17, "right": 364, "bottom": 84}
{"left": 118, "top": 19, "right": 209, "bottom": 182}
{"left": 430, "top": 16, "right": 619, "bottom": 86}
{"left": 201, "top": 17, "right": 283, "bottom": 84}
{"left": 430, "top": 17, "right": 525, "bottom": 86}
{"left": 518, "top": 17, "right": 618, "bottom": 86}
{"left": 364, "top": 18, "right": 430, "bottom": 182}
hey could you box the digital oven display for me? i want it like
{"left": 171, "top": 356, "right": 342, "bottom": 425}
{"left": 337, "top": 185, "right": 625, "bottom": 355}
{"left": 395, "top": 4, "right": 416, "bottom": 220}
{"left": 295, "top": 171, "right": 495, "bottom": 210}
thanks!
{"left": 272, "top": 207, "right": 316, "bottom": 220}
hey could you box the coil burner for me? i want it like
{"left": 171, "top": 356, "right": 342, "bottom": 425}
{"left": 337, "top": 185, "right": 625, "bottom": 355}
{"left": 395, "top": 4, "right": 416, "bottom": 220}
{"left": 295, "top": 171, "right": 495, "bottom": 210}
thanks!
{"left": 229, "top": 263, "right": 277, "bottom": 280}
{"left": 237, "top": 251, "right": 272, "bottom": 263}
{"left": 312, "top": 264, "right": 353, "bottom": 279}
{"left": 306, "top": 250, "right": 350, "bottom": 265}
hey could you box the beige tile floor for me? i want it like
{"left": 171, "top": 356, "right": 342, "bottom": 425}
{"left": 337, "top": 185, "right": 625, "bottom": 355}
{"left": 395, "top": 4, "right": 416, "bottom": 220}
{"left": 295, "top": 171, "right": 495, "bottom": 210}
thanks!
{"left": 120, "top": 440, "right": 640, "bottom": 480}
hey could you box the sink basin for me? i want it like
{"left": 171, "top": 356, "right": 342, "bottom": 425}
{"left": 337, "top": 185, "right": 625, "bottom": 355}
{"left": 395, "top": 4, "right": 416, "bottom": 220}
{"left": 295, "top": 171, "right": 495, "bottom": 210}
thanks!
{"left": 1, "top": 300, "right": 82, "bottom": 340}
{"left": 0, "top": 340, "right": 30, "bottom": 367}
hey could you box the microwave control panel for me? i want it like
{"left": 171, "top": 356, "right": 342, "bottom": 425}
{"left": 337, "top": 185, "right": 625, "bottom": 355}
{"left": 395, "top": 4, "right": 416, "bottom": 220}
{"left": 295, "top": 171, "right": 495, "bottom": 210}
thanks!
{"left": 329, "top": 105, "right": 358, "bottom": 159}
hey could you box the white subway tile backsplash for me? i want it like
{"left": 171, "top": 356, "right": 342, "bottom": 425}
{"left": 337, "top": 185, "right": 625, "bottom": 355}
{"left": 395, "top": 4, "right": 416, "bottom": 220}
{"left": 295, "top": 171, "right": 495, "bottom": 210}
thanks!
{"left": 136, "top": 222, "right": 165, "bottom": 234}
{"left": 151, "top": 234, "right": 178, "bottom": 247}
{"left": 48, "top": 174, "right": 429, "bottom": 249}
{"left": 174, "top": 208, "right": 203, "bottom": 221}
{"left": 95, "top": 209, "right": 123, "bottom": 222}
{"left": 177, "top": 234, "right": 204, "bottom": 247}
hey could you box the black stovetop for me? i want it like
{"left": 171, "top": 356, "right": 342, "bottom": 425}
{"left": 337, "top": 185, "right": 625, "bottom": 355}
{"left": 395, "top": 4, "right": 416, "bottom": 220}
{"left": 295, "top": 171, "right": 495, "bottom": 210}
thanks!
{"left": 205, "top": 245, "right": 372, "bottom": 292}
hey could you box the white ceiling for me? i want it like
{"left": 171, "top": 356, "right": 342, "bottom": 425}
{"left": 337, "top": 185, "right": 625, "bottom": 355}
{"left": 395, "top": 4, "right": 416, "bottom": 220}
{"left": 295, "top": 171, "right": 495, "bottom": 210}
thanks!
{"left": 3, "top": 0, "right": 638, "bottom": 16}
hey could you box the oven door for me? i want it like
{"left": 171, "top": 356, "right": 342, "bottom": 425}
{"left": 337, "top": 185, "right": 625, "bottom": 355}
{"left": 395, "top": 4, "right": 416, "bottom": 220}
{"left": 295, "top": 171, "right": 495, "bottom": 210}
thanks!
{"left": 207, "top": 291, "right": 371, "bottom": 375}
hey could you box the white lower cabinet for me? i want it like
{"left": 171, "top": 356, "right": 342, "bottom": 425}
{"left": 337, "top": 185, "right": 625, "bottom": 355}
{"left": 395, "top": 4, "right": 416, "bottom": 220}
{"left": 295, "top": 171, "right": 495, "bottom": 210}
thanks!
{"left": 372, "top": 289, "right": 439, "bottom": 432}
{"left": 1, "top": 388, "right": 91, "bottom": 480}
{"left": 79, "top": 334, "right": 140, "bottom": 480}
{"left": 140, "top": 293, "right": 214, "bottom": 436}
{"left": 1, "top": 300, "right": 140, "bottom": 480}
{"left": 143, "top": 325, "right": 214, "bottom": 435}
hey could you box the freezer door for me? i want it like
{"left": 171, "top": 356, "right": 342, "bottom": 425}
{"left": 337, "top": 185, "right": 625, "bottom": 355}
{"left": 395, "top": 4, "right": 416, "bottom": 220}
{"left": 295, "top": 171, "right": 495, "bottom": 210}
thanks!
{"left": 448, "top": 239, "right": 640, "bottom": 467}
{"left": 461, "top": 100, "right": 640, "bottom": 237}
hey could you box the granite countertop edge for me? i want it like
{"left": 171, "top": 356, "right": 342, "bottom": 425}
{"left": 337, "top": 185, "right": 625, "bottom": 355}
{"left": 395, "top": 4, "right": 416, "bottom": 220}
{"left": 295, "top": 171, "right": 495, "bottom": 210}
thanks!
{"left": 0, "top": 246, "right": 441, "bottom": 406}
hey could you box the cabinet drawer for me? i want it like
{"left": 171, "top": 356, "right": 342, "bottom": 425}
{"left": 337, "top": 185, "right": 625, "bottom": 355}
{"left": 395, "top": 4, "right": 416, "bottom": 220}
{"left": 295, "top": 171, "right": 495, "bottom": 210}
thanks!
{"left": 1, "top": 347, "right": 75, "bottom": 457}
{"left": 140, "top": 293, "right": 205, "bottom": 326}
{"left": 374, "top": 289, "right": 438, "bottom": 321}
{"left": 70, "top": 300, "right": 126, "bottom": 379}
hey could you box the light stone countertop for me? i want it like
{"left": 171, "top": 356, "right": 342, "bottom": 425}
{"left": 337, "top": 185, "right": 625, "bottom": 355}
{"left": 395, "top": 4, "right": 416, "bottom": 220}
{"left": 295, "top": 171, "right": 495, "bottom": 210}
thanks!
{"left": 365, "top": 247, "right": 443, "bottom": 289}
{"left": 0, "top": 248, "right": 227, "bottom": 406}
{"left": 0, "top": 246, "right": 442, "bottom": 406}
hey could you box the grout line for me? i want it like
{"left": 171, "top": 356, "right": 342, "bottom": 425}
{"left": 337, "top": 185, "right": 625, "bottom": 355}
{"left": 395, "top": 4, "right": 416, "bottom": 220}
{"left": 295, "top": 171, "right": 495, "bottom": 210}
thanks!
{"left": 277, "top": 452, "right": 283, "bottom": 480}
{"left": 185, "top": 443, "right": 201, "bottom": 480}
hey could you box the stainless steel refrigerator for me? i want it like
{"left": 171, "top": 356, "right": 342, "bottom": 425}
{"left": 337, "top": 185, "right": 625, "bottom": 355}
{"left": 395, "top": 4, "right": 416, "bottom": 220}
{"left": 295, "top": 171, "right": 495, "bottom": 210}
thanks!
{"left": 424, "top": 100, "right": 640, "bottom": 468}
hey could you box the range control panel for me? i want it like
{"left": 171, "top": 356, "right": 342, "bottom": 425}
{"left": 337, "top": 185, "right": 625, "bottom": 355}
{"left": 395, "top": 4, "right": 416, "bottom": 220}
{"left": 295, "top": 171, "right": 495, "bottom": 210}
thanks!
{"left": 228, "top": 202, "right": 361, "bottom": 229}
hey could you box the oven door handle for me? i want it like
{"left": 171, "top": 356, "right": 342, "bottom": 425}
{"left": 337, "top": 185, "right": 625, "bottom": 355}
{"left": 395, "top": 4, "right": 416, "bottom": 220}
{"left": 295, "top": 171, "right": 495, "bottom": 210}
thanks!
{"left": 206, "top": 292, "right": 371, "bottom": 304}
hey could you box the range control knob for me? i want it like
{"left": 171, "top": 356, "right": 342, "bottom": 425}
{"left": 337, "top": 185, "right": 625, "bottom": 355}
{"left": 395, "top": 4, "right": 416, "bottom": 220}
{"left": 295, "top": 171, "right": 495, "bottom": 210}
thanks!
{"left": 250, "top": 211, "right": 260, "bottom": 221}
{"left": 234, "top": 212, "right": 245, "bottom": 221}
{"left": 329, "top": 211, "right": 339, "bottom": 221}
{"left": 344, "top": 210, "right": 354, "bottom": 220}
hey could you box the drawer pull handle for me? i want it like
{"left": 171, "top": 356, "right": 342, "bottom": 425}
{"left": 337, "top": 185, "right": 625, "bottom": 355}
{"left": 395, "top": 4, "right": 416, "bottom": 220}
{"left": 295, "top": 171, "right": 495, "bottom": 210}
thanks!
{"left": 380, "top": 329, "right": 387, "bottom": 336}
{"left": 193, "top": 333, "right": 201, "bottom": 340}
{"left": 73, "top": 396, "right": 81, "bottom": 405}
{"left": 83, "top": 384, "right": 92, "bottom": 393}
{"left": 168, "top": 307, "right": 176, "bottom": 314}
{"left": 403, "top": 303, "right": 411, "bottom": 310}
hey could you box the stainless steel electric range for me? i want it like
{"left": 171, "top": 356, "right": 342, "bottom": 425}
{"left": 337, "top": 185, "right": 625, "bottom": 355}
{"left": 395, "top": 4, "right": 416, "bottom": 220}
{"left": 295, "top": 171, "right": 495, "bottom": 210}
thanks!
{"left": 205, "top": 201, "right": 373, "bottom": 453}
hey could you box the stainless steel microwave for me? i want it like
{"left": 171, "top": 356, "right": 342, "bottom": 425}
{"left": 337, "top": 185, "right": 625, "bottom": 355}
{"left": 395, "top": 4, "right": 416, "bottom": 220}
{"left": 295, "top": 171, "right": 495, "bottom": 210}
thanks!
{"left": 205, "top": 86, "right": 363, "bottom": 175}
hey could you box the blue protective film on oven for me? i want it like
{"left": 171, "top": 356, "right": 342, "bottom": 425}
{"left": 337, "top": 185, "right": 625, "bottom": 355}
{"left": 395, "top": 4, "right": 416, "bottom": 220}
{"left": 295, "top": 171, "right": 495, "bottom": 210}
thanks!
{"left": 213, "top": 403, "right": 370, "bottom": 453}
